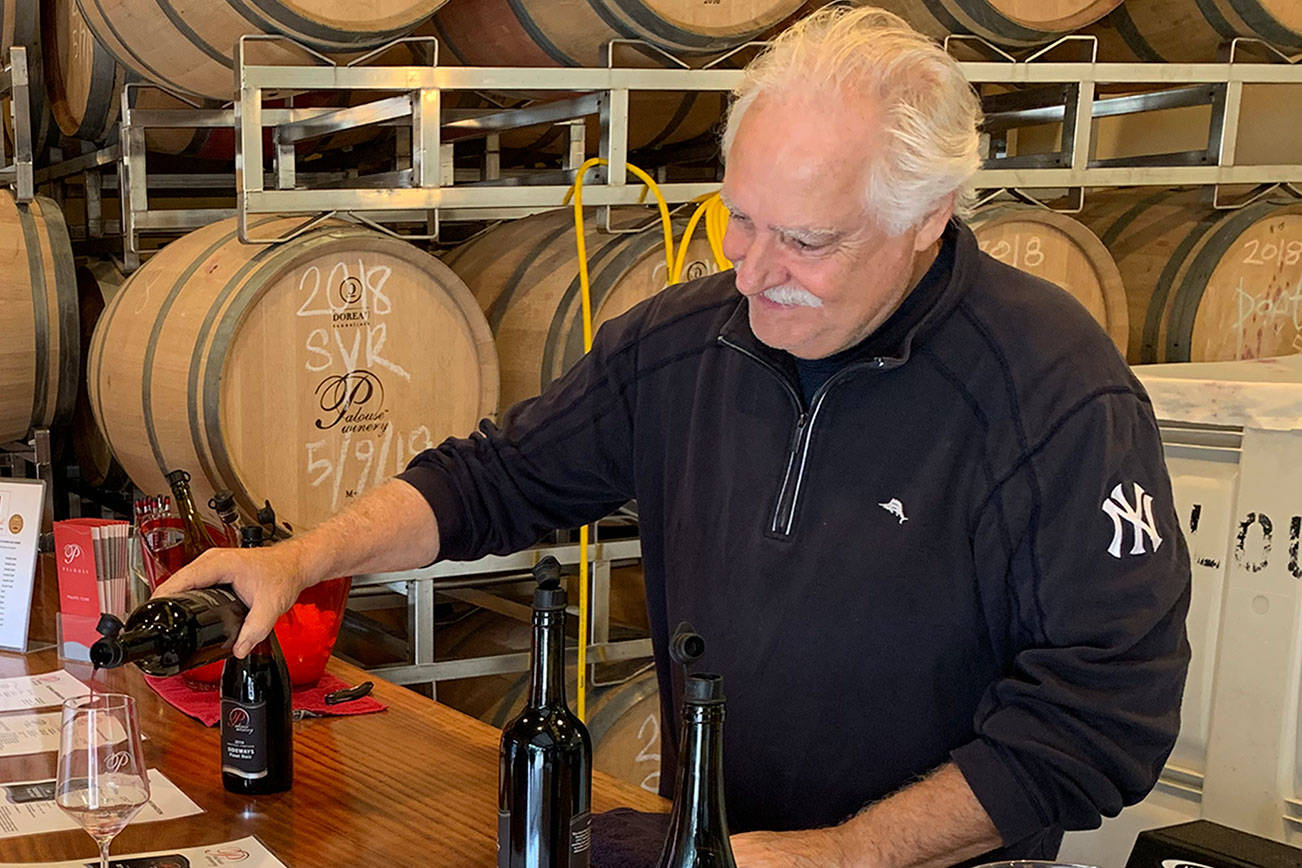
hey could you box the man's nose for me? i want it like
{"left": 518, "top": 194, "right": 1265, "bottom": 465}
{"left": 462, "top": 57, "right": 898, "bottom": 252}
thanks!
{"left": 727, "top": 231, "right": 784, "bottom": 296}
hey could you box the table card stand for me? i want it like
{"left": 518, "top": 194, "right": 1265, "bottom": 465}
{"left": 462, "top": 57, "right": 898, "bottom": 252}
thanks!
{"left": 0, "top": 478, "right": 48, "bottom": 652}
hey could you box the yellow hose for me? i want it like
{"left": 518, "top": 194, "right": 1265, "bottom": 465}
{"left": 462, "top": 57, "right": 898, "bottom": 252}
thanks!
{"left": 563, "top": 161, "right": 730, "bottom": 720}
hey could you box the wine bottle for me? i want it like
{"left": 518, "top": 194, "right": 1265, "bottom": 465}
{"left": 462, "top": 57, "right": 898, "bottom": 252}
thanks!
{"left": 90, "top": 588, "right": 248, "bottom": 676}
{"left": 221, "top": 525, "right": 293, "bottom": 794}
{"left": 208, "top": 489, "right": 242, "bottom": 545}
{"left": 165, "top": 469, "right": 214, "bottom": 562}
{"left": 656, "top": 627, "right": 736, "bottom": 868}
{"left": 498, "top": 556, "right": 592, "bottom": 868}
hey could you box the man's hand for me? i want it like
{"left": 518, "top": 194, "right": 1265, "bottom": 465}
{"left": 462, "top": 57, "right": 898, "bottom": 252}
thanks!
{"left": 730, "top": 827, "right": 854, "bottom": 868}
{"left": 151, "top": 541, "right": 309, "bottom": 658}
{"left": 150, "top": 479, "right": 440, "bottom": 658}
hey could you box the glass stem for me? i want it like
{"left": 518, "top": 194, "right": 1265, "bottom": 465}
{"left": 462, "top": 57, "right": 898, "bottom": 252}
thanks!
{"left": 98, "top": 837, "right": 111, "bottom": 868}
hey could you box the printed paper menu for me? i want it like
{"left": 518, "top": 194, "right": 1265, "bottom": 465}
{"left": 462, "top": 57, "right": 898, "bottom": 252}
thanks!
{"left": 0, "top": 710, "right": 60, "bottom": 757}
{"left": 0, "top": 479, "right": 44, "bottom": 651}
{"left": 0, "top": 670, "right": 87, "bottom": 712}
{"left": 0, "top": 835, "right": 286, "bottom": 867}
{"left": 0, "top": 767, "right": 201, "bottom": 839}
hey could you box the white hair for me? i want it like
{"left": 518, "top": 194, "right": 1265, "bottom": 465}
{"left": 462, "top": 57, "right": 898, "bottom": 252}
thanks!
{"left": 722, "top": 5, "right": 984, "bottom": 236}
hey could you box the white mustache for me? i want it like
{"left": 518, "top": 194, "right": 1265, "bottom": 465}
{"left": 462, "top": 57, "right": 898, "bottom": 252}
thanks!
{"left": 761, "top": 285, "right": 824, "bottom": 308}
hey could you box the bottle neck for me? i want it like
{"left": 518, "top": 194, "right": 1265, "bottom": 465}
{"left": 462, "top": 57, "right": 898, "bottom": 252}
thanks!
{"left": 528, "top": 608, "right": 567, "bottom": 709}
{"left": 168, "top": 477, "right": 212, "bottom": 558}
{"left": 90, "top": 628, "right": 161, "bottom": 669}
{"left": 670, "top": 703, "right": 729, "bottom": 843}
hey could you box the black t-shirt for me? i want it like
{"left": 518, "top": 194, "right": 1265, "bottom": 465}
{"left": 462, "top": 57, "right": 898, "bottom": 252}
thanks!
{"left": 792, "top": 232, "right": 956, "bottom": 405}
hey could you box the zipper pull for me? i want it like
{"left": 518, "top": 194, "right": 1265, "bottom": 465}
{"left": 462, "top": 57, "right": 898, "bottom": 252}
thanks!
{"left": 789, "top": 412, "right": 808, "bottom": 450}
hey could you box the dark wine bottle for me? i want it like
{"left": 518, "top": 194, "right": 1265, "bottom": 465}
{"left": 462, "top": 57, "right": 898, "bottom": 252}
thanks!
{"left": 90, "top": 587, "right": 249, "bottom": 676}
{"left": 166, "top": 468, "right": 215, "bottom": 562}
{"left": 498, "top": 556, "right": 592, "bottom": 868}
{"left": 221, "top": 524, "right": 293, "bottom": 795}
{"left": 656, "top": 627, "right": 736, "bottom": 868}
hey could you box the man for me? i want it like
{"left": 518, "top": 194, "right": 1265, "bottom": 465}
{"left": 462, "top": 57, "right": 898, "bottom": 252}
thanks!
{"left": 157, "top": 7, "right": 1191, "bottom": 865}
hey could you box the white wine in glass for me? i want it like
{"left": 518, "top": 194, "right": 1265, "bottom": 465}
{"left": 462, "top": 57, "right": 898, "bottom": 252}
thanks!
{"left": 56, "top": 693, "right": 151, "bottom": 868}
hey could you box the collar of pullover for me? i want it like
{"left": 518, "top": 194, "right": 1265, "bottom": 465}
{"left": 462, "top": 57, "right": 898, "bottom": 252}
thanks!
{"left": 717, "top": 218, "right": 978, "bottom": 374}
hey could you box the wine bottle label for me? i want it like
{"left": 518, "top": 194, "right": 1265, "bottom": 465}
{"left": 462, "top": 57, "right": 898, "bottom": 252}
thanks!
{"left": 496, "top": 810, "right": 509, "bottom": 868}
{"left": 570, "top": 811, "right": 591, "bottom": 868}
{"left": 221, "top": 698, "right": 268, "bottom": 779}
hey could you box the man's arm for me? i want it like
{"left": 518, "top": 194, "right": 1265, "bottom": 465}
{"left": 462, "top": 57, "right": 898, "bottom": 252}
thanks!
{"left": 152, "top": 479, "right": 438, "bottom": 657}
{"left": 730, "top": 762, "right": 1000, "bottom": 868}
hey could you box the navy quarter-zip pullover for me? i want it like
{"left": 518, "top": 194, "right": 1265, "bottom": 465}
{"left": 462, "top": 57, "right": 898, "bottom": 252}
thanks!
{"left": 401, "top": 219, "right": 1191, "bottom": 861}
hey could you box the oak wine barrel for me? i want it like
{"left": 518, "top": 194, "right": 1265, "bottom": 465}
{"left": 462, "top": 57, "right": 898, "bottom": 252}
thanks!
{"left": 1087, "top": 0, "right": 1302, "bottom": 62}
{"left": 73, "top": 0, "right": 448, "bottom": 100}
{"left": 435, "top": 606, "right": 662, "bottom": 795}
{"left": 856, "top": 0, "right": 1124, "bottom": 49}
{"left": 0, "top": 193, "right": 79, "bottom": 445}
{"left": 87, "top": 216, "right": 499, "bottom": 529}
{"left": 1080, "top": 189, "right": 1302, "bottom": 363}
{"left": 44, "top": 0, "right": 124, "bottom": 142}
{"left": 71, "top": 261, "right": 127, "bottom": 488}
{"left": 969, "top": 203, "right": 1129, "bottom": 354}
{"left": 494, "top": 91, "right": 727, "bottom": 157}
{"left": 430, "top": 0, "right": 805, "bottom": 67}
{"left": 444, "top": 208, "right": 721, "bottom": 410}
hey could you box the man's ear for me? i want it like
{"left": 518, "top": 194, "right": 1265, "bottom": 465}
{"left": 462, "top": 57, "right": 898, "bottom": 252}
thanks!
{"left": 914, "top": 192, "right": 956, "bottom": 253}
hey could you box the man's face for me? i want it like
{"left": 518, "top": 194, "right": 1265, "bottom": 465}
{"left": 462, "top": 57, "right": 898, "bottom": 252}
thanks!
{"left": 721, "top": 90, "right": 944, "bottom": 360}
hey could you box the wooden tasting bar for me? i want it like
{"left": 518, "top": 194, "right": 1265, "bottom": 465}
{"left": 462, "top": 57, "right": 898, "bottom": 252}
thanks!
{"left": 0, "top": 649, "right": 667, "bottom": 865}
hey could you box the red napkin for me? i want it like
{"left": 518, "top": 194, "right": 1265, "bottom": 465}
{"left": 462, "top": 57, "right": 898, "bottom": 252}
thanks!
{"left": 144, "top": 671, "right": 387, "bottom": 727}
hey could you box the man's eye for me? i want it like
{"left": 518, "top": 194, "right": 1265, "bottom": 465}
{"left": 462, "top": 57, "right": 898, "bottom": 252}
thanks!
{"left": 791, "top": 238, "right": 823, "bottom": 252}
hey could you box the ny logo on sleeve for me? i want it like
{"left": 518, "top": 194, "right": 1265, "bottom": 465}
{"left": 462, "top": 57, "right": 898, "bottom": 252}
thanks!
{"left": 1101, "top": 482, "right": 1163, "bottom": 558}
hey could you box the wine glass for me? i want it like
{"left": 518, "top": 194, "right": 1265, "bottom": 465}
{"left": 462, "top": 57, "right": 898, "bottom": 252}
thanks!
{"left": 56, "top": 693, "right": 151, "bottom": 868}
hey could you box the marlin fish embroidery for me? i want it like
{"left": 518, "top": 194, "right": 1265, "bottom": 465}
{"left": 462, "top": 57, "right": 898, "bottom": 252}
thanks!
{"left": 878, "top": 498, "right": 908, "bottom": 524}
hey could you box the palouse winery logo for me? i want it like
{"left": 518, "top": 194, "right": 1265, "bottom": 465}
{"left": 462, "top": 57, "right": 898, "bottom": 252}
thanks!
{"left": 227, "top": 707, "right": 252, "bottom": 733}
{"left": 313, "top": 369, "right": 390, "bottom": 434}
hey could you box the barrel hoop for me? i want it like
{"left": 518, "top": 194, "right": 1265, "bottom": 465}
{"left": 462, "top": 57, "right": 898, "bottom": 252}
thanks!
{"left": 1108, "top": 6, "right": 1166, "bottom": 62}
{"left": 75, "top": 0, "right": 201, "bottom": 98}
{"left": 74, "top": 36, "right": 121, "bottom": 139}
{"left": 541, "top": 229, "right": 637, "bottom": 391}
{"left": 12, "top": 0, "right": 38, "bottom": 44}
{"left": 951, "top": 0, "right": 1051, "bottom": 44}
{"left": 36, "top": 199, "right": 81, "bottom": 428}
{"left": 589, "top": 0, "right": 736, "bottom": 52}
{"left": 557, "top": 226, "right": 671, "bottom": 369}
{"left": 546, "top": 227, "right": 656, "bottom": 387}
{"left": 1193, "top": 0, "right": 1247, "bottom": 41}
{"left": 1165, "top": 201, "right": 1283, "bottom": 362}
{"left": 1096, "top": 189, "right": 1177, "bottom": 248}
{"left": 585, "top": 671, "right": 657, "bottom": 746}
{"left": 1140, "top": 215, "right": 1220, "bottom": 362}
{"left": 1226, "top": 0, "right": 1302, "bottom": 49}
{"left": 640, "top": 92, "right": 697, "bottom": 149}
{"left": 154, "top": 0, "right": 233, "bottom": 69}
{"left": 186, "top": 227, "right": 290, "bottom": 509}
{"left": 16, "top": 202, "right": 49, "bottom": 428}
{"left": 506, "top": 0, "right": 581, "bottom": 66}
{"left": 484, "top": 220, "right": 577, "bottom": 332}
{"left": 428, "top": 18, "right": 471, "bottom": 65}
{"left": 88, "top": 266, "right": 136, "bottom": 455}
{"left": 895, "top": 1, "right": 953, "bottom": 39}
{"left": 140, "top": 224, "right": 249, "bottom": 484}
{"left": 226, "top": 0, "right": 417, "bottom": 52}
{"left": 202, "top": 227, "right": 382, "bottom": 519}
